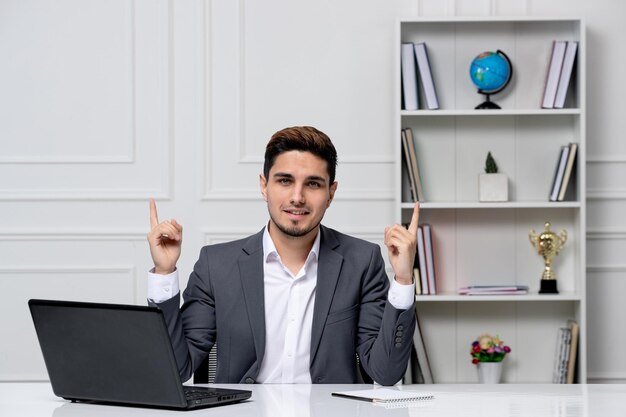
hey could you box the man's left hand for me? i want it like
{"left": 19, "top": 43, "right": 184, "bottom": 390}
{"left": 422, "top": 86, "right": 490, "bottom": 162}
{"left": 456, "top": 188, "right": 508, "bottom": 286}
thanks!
{"left": 384, "top": 202, "right": 420, "bottom": 285}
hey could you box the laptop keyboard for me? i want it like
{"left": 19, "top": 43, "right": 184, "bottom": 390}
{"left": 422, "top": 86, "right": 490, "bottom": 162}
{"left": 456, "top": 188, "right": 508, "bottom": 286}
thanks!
{"left": 184, "top": 387, "right": 219, "bottom": 401}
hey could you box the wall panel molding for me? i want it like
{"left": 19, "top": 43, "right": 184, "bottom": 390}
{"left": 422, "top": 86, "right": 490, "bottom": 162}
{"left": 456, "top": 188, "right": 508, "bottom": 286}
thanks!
{"left": 587, "top": 265, "right": 626, "bottom": 273}
{"left": 0, "top": 230, "right": 146, "bottom": 241}
{"left": 587, "top": 189, "right": 626, "bottom": 200}
{"left": 587, "top": 230, "right": 626, "bottom": 240}
{"left": 0, "top": 0, "right": 172, "bottom": 201}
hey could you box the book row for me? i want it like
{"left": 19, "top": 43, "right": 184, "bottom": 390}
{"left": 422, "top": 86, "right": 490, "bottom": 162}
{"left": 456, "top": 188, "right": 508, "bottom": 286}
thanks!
{"left": 401, "top": 42, "right": 439, "bottom": 110}
{"left": 401, "top": 40, "right": 578, "bottom": 110}
{"left": 414, "top": 224, "right": 437, "bottom": 296}
{"left": 401, "top": 131, "right": 579, "bottom": 203}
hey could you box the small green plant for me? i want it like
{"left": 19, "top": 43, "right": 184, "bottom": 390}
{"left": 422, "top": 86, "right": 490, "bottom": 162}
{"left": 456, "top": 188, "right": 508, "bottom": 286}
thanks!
{"left": 484, "top": 151, "right": 498, "bottom": 174}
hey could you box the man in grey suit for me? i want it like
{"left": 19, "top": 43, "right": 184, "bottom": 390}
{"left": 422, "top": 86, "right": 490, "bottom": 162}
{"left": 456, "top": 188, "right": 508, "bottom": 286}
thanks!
{"left": 147, "top": 126, "right": 419, "bottom": 385}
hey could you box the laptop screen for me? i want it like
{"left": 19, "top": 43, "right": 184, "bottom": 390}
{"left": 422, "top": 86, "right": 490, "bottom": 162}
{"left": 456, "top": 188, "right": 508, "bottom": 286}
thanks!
{"left": 29, "top": 299, "right": 188, "bottom": 408}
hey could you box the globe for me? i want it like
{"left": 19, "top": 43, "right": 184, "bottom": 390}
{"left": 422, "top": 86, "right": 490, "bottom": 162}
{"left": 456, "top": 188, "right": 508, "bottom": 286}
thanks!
{"left": 469, "top": 50, "right": 512, "bottom": 109}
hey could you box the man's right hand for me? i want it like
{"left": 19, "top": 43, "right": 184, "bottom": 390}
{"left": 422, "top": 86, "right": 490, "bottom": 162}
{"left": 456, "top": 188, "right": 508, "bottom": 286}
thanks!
{"left": 147, "top": 198, "right": 183, "bottom": 275}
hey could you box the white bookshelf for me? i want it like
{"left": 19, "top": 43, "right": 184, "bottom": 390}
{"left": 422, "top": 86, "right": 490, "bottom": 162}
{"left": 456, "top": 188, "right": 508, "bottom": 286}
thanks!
{"left": 396, "top": 17, "right": 586, "bottom": 383}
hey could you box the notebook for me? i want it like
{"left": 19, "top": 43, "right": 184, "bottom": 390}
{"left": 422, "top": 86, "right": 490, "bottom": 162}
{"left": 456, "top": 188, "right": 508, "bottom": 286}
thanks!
{"left": 332, "top": 388, "right": 434, "bottom": 406}
{"left": 28, "top": 299, "right": 252, "bottom": 410}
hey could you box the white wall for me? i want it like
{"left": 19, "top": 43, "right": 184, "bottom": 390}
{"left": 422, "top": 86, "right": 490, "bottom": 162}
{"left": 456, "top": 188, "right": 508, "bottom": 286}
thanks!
{"left": 0, "top": 0, "right": 623, "bottom": 383}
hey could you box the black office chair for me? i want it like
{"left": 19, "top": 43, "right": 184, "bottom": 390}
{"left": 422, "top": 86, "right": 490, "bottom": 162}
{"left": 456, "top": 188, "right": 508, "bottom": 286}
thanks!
{"left": 193, "top": 346, "right": 373, "bottom": 384}
{"left": 193, "top": 344, "right": 218, "bottom": 384}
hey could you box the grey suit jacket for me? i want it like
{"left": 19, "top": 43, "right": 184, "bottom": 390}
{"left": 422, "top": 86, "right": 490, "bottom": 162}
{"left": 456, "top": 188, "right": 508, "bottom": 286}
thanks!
{"left": 155, "top": 225, "right": 416, "bottom": 386}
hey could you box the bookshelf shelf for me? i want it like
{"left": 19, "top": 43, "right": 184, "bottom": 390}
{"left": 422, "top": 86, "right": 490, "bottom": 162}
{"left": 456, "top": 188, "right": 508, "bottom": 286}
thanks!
{"left": 415, "top": 292, "right": 582, "bottom": 302}
{"left": 401, "top": 109, "right": 581, "bottom": 117}
{"left": 401, "top": 202, "right": 582, "bottom": 209}
{"left": 396, "top": 17, "right": 586, "bottom": 384}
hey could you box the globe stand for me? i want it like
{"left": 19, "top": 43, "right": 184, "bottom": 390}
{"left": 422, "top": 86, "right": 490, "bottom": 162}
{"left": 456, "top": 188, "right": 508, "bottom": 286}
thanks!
{"left": 475, "top": 93, "right": 501, "bottom": 110}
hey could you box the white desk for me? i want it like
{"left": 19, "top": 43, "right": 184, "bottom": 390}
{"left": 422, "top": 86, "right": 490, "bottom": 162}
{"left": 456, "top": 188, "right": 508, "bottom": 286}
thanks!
{"left": 2, "top": 383, "right": 626, "bottom": 417}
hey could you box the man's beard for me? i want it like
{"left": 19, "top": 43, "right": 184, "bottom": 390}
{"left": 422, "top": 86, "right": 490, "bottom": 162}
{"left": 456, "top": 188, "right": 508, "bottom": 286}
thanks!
{"left": 269, "top": 212, "right": 321, "bottom": 238}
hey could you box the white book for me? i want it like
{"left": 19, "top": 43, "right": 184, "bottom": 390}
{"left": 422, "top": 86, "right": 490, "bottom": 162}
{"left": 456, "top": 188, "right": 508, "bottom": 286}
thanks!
{"left": 552, "top": 328, "right": 565, "bottom": 383}
{"left": 416, "top": 226, "right": 429, "bottom": 295}
{"left": 542, "top": 41, "right": 567, "bottom": 109}
{"left": 558, "top": 142, "right": 578, "bottom": 201}
{"left": 549, "top": 145, "right": 570, "bottom": 202}
{"left": 401, "top": 43, "right": 419, "bottom": 110}
{"left": 413, "top": 42, "right": 439, "bottom": 110}
{"left": 423, "top": 224, "right": 436, "bottom": 295}
{"left": 554, "top": 41, "right": 579, "bottom": 108}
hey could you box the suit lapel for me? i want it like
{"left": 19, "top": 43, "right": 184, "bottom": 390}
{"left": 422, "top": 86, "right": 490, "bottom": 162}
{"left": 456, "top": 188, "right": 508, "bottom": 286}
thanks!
{"left": 310, "top": 226, "right": 344, "bottom": 366}
{"left": 238, "top": 230, "right": 266, "bottom": 370}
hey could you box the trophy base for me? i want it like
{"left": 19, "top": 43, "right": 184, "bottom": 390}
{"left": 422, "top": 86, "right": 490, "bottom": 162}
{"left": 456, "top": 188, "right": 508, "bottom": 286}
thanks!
{"left": 539, "top": 279, "right": 559, "bottom": 294}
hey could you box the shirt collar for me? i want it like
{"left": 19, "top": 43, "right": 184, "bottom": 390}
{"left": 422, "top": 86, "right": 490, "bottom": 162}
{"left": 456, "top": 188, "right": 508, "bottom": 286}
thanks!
{"left": 262, "top": 222, "right": 321, "bottom": 263}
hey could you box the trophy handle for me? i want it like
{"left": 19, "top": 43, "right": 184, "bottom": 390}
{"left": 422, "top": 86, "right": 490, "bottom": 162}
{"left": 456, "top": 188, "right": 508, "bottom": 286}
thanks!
{"left": 529, "top": 229, "right": 538, "bottom": 248}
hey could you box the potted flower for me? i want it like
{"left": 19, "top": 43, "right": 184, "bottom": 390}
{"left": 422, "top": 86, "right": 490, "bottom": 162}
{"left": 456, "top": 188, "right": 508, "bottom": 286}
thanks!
{"left": 470, "top": 333, "right": 511, "bottom": 383}
{"left": 479, "top": 151, "right": 508, "bottom": 202}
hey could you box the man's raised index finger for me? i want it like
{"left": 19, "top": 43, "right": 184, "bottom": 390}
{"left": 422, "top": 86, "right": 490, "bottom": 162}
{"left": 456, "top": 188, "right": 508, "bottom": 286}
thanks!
{"left": 150, "top": 198, "right": 159, "bottom": 228}
{"left": 407, "top": 202, "right": 420, "bottom": 234}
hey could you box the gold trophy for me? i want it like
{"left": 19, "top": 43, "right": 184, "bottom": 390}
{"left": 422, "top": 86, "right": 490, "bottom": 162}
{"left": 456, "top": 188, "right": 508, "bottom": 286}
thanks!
{"left": 529, "top": 222, "right": 567, "bottom": 294}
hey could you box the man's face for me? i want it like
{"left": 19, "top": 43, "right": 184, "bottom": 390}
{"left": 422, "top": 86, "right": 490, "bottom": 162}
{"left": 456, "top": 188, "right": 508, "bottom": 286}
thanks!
{"left": 260, "top": 150, "right": 337, "bottom": 239}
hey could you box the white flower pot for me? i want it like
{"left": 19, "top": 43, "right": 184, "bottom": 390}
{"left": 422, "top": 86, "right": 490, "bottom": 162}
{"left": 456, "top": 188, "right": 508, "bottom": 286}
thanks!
{"left": 479, "top": 173, "right": 508, "bottom": 202}
{"left": 477, "top": 361, "right": 503, "bottom": 384}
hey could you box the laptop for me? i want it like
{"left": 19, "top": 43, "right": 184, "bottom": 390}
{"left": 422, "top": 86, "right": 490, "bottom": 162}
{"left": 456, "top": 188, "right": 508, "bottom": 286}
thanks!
{"left": 29, "top": 299, "right": 252, "bottom": 410}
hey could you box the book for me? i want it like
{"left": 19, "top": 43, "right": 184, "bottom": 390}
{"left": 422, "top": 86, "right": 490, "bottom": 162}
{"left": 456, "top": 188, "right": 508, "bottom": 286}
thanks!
{"left": 404, "top": 128, "right": 425, "bottom": 201}
{"left": 401, "top": 130, "right": 418, "bottom": 202}
{"left": 557, "top": 142, "right": 578, "bottom": 201}
{"left": 549, "top": 145, "right": 570, "bottom": 202}
{"left": 413, "top": 312, "right": 434, "bottom": 383}
{"left": 566, "top": 320, "right": 580, "bottom": 384}
{"left": 554, "top": 41, "right": 579, "bottom": 108}
{"left": 416, "top": 226, "right": 429, "bottom": 295}
{"left": 458, "top": 285, "right": 529, "bottom": 295}
{"left": 553, "top": 327, "right": 572, "bottom": 383}
{"left": 413, "top": 42, "right": 439, "bottom": 110}
{"left": 332, "top": 388, "right": 434, "bottom": 405}
{"left": 423, "top": 224, "right": 436, "bottom": 295}
{"left": 560, "top": 328, "right": 572, "bottom": 383}
{"left": 401, "top": 43, "right": 419, "bottom": 110}
{"left": 542, "top": 41, "right": 567, "bottom": 109}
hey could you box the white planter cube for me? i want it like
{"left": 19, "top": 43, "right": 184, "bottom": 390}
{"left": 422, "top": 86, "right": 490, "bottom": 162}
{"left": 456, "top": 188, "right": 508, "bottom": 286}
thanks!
{"left": 479, "top": 173, "right": 508, "bottom": 202}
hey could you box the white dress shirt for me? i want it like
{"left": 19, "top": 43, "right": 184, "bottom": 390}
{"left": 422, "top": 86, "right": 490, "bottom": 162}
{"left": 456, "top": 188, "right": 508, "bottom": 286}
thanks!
{"left": 148, "top": 226, "right": 415, "bottom": 383}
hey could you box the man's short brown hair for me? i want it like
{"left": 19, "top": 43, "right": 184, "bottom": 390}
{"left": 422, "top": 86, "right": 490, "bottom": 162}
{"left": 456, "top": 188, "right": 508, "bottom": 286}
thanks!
{"left": 263, "top": 126, "right": 338, "bottom": 184}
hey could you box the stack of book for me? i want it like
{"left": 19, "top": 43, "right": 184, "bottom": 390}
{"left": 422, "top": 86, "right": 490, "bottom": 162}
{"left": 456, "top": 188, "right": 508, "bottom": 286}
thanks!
{"left": 549, "top": 142, "right": 578, "bottom": 202}
{"left": 553, "top": 320, "right": 579, "bottom": 383}
{"left": 458, "top": 285, "right": 529, "bottom": 296}
{"left": 414, "top": 224, "right": 437, "bottom": 295}
{"left": 401, "top": 42, "right": 440, "bottom": 110}
{"left": 542, "top": 40, "right": 579, "bottom": 109}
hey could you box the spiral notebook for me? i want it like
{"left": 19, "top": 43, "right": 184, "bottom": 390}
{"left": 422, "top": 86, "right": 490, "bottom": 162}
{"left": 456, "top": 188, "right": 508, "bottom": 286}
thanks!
{"left": 332, "top": 388, "right": 434, "bottom": 406}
